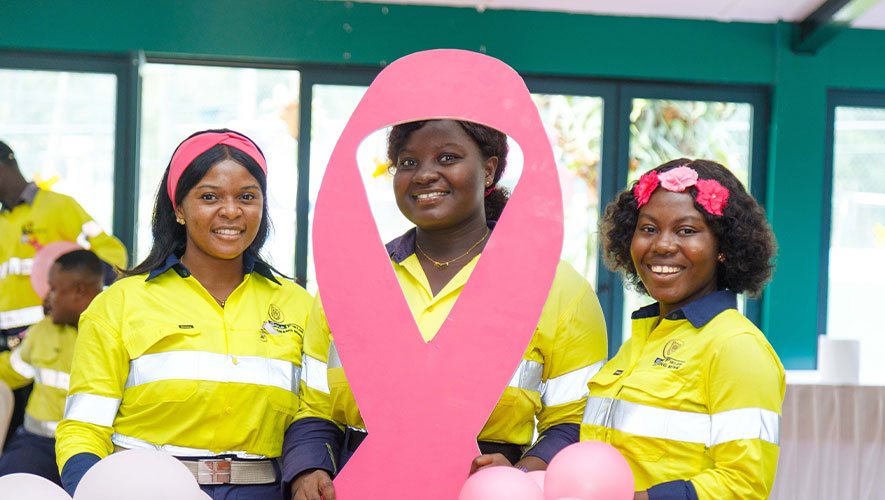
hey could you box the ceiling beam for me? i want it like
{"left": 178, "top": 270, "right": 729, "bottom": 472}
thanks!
{"left": 793, "top": 0, "right": 881, "bottom": 53}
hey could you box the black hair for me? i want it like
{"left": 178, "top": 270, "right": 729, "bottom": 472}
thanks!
{"left": 55, "top": 250, "right": 105, "bottom": 284}
{"left": 122, "top": 129, "right": 272, "bottom": 277}
{"left": 600, "top": 158, "right": 777, "bottom": 297}
{"left": 0, "top": 140, "right": 16, "bottom": 167}
{"left": 386, "top": 120, "right": 511, "bottom": 221}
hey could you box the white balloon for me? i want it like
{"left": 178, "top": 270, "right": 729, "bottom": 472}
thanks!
{"left": 73, "top": 450, "right": 203, "bottom": 500}
{"left": 0, "top": 473, "right": 72, "bottom": 499}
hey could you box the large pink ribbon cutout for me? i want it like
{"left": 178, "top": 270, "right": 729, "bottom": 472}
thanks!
{"left": 313, "top": 49, "right": 563, "bottom": 499}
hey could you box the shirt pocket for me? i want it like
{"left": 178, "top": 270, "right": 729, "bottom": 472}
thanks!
{"left": 122, "top": 325, "right": 203, "bottom": 404}
{"left": 613, "top": 370, "right": 687, "bottom": 462}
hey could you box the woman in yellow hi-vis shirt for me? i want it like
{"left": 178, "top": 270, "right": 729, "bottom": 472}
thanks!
{"left": 283, "top": 120, "right": 608, "bottom": 500}
{"left": 584, "top": 159, "right": 783, "bottom": 500}
{"left": 55, "top": 129, "right": 312, "bottom": 499}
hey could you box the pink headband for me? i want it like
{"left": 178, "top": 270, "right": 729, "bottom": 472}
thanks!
{"left": 634, "top": 165, "right": 730, "bottom": 216}
{"left": 167, "top": 132, "right": 267, "bottom": 210}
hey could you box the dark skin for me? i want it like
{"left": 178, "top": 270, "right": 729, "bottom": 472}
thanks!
{"left": 0, "top": 160, "right": 29, "bottom": 209}
{"left": 291, "top": 121, "right": 538, "bottom": 499}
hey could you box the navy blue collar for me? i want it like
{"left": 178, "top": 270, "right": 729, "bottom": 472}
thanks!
{"left": 146, "top": 252, "right": 280, "bottom": 285}
{"left": 1, "top": 182, "right": 38, "bottom": 212}
{"left": 631, "top": 290, "right": 737, "bottom": 328}
{"left": 385, "top": 221, "right": 497, "bottom": 265}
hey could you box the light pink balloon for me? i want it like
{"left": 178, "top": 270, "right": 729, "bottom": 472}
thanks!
{"left": 0, "top": 473, "right": 72, "bottom": 499}
{"left": 30, "top": 240, "right": 83, "bottom": 299}
{"left": 528, "top": 470, "right": 546, "bottom": 491}
{"left": 459, "top": 466, "right": 544, "bottom": 500}
{"left": 73, "top": 450, "right": 204, "bottom": 500}
{"left": 544, "top": 441, "right": 634, "bottom": 500}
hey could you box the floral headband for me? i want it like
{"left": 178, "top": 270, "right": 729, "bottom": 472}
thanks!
{"left": 634, "top": 166, "right": 729, "bottom": 216}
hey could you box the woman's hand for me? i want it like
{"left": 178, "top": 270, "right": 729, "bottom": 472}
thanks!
{"left": 291, "top": 469, "right": 336, "bottom": 500}
{"left": 633, "top": 490, "right": 649, "bottom": 500}
{"left": 469, "top": 453, "right": 512, "bottom": 474}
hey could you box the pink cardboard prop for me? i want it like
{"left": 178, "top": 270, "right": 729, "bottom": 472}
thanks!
{"left": 313, "top": 49, "right": 563, "bottom": 499}
{"left": 30, "top": 240, "right": 83, "bottom": 299}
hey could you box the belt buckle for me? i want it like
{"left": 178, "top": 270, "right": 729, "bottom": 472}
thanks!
{"left": 197, "top": 458, "right": 232, "bottom": 484}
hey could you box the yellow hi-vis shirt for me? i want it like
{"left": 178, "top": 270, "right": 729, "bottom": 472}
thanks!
{"left": 581, "top": 291, "right": 785, "bottom": 500}
{"left": 55, "top": 255, "right": 311, "bottom": 470}
{"left": 0, "top": 317, "right": 76, "bottom": 437}
{"left": 297, "top": 232, "right": 608, "bottom": 452}
{"left": 0, "top": 184, "right": 128, "bottom": 330}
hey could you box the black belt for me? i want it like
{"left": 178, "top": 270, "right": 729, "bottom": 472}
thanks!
{"left": 343, "top": 428, "right": 524, "bottom": 464}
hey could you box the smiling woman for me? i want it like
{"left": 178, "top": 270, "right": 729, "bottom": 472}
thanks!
{"left": 584, "top": 159, "right": 783, "bottom": 500}
{"left": 54, "top": 129, "right": 313, "bottom": 500}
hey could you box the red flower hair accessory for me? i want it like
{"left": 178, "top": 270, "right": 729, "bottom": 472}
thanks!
{"left": 634, "top": 165, "right": 730, "bottom": 215}
{"left": 694, "top": 178, "right": 729, "bottom": 215}
{"left": 634, "top": 170, "right": 659, "bottom": 207}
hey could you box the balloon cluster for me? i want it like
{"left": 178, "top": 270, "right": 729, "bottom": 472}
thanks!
{"left": 0, "top": 450, "right": 209, "bottom": 500}
{"left": 460, "top": 441, "right": 634, "bottom": 500}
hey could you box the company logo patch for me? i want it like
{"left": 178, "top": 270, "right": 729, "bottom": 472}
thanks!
{"left": 268, "top": 304, "right": 285, "bottom": 323}
{"left": 654, "top": 339, "right": 686, "bottom": 369}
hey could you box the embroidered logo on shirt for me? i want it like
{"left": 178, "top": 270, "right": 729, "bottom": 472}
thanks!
{"left": 268, "top": 304, "right": 285, "bottom": 323}
{"left": 654, "top": 339, "right": 686, "bottom": 369}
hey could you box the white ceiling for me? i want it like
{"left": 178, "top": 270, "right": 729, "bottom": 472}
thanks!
{"left": 349, "top": 0, "right": 885, "bottom": 29}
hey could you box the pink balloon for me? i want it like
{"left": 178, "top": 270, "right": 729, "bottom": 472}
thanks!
{"left": 30, "top": 240, "right": 83, "bottom": 299}
{"left": 0, "top": 473, "right": 71, "bottom": 499}
{"left": 528, "top": 470, "right": 546, "bottom": 491}
{"left": 459, "top": 466, "right": 545, "bottom": 500}
{"left": 73, "top": 450, "right": 205, "bottom": 500}
{"left": 544, "top": 441, "right": 634, "bottom": 500}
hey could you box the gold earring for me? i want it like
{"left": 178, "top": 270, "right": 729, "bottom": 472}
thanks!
{"left": 486, "top": 181, "right": 492, "bottom": 186}
{"left": 717, "top": 253, "right": 725, "bottom": 263}
{"left": 176, "top": 217, "right": 185, "bottom": 225}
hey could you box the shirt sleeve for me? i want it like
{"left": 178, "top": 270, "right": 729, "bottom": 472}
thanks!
{"left": 685, "top": 333, "right": 785, "bottom": 500}
{"left": 528, "top": 270, "right": 608, "bottom": 462}
{"left": 282, "top": 294, "right": 345, "bottom": 482}
{"left": 55, "top": 309, "right": 129, "bottom": 473}
{"left": 64, "top": 197, "right": 129, "bottom": 270}
{"left": 0, "top": 328, "right": 35, "bottom": 390}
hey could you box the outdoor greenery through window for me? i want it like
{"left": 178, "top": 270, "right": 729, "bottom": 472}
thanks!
{"left": 0, "top": 69, "right": 117, "bottom": 233}
{"left": 622, "top": 98, "right": 753, "bottom": 343}
{"left": 138, "top": 63, "right": 300, "bottom": 275}
{"left": 828, "top": 105, "right": 885, "bottom": 384}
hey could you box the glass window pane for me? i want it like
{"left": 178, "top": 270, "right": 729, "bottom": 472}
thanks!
{"left": 828, "top": 106, "right": 885, "bottom": 384}
{"left": 531, "top": 94, "right": 604, "bottom": 287}
{"left": 138, "top": 63, "right": 299, "bottom": 276}
{"left": 624, "top": 98, "right": 753, "bottom": 343}
{"left": 0, "top": 69, "right": 117, "bottom": 233}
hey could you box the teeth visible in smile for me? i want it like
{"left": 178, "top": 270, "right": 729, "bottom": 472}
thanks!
{"left": 651, "top": 265, "right": 681, "bottom": 274}
{"left": 214, "top": 229, "right": 241, "bottom": 235}
{"left": 415, "top": 192, "right": 447, "bottom": 200}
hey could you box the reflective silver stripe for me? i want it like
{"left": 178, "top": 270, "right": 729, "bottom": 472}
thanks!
{"left": 582, "top": 396, "right": 780, "bottom": 446}
{"left": 125, "top": 351, "right": 297, "bottom": 393}
{"left": 507, "top": 359, "right": 543, "bottom": 393}
{"left": 0, "top": 257, "right": 34, "bottom": 278}
{"left": 541, "top": 359, "right": 605, "bottom": 406}
{"left": 64, "top": 393, "right": 121, "bottom": 426}
{"left": 24, "top": 413, "right": 58, "bottom": 438}
{"left": 0, "top": 305, "right": 44, "bottom": 329}
{"left": 9, "top": 348, "right": 36, "bottom": 379}
{"left": 711, "top": 407, "right": 780, "bottom": 446}
{"left": 327, "top": 341, "right": 342, "bottom": 369}
{"left": 301, "top": 353, "right": 329, "bottom": 394}
{"left": 34, "top": 367, "right": 71, "bottom": 391}
{"left": 76, "top": 220, "right": 103, "bottom": 249}
{"left": 111, "top": 432, "right": 266, "bottom": 459}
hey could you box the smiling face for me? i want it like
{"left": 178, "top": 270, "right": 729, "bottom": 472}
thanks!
{"left": 174, "top": 158, "right": 263, "bottom": 263}
{"left": 630, "top": 189, "right": 719, "bottom": 317}
{"left": 392, "top": 120, "right": 497, "bottom": 231}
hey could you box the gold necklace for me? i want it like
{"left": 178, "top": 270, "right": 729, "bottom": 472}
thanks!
{"left": 416, "top": 227, "right": 490, "bottom": 269}
{"left": 208, "top": 292, "right": 227, "bottom": 307}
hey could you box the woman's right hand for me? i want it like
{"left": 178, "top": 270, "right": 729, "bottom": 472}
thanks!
{"left": 291, "top": 469, "right": 336, "bottom": 500}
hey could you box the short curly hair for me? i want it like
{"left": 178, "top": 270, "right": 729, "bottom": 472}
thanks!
{"left": 600, "top": 158, "right": 777, "bottom": 297}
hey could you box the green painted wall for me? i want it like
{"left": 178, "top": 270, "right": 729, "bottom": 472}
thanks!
{"left": 4, "top": 1, "right": 885, "bottom": 368}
